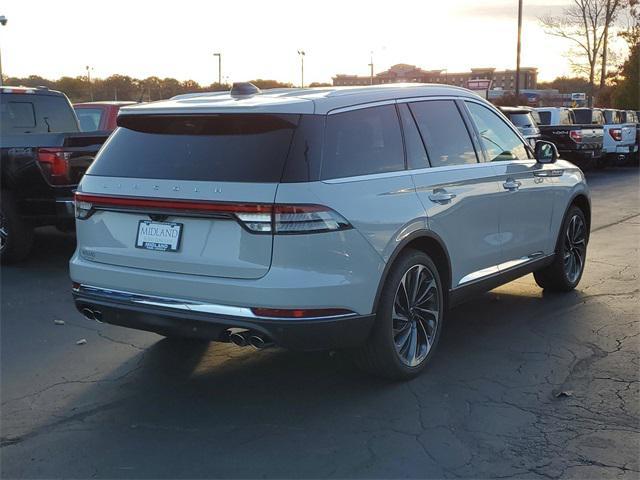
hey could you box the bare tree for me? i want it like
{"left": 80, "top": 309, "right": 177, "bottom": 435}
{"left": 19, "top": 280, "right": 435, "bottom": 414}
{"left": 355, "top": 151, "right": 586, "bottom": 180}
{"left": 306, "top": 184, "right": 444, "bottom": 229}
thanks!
{"left": 540, "top": 0, "right": 611, "bottom": 106}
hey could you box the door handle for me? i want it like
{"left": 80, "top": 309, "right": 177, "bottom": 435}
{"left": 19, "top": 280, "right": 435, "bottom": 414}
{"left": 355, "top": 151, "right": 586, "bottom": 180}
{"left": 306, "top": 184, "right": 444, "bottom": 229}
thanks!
{"left": 502, "top": 179, "right": 522, "bottom": 191}
{"left": 429, "top": 190, "right": 457, "bottom": 204}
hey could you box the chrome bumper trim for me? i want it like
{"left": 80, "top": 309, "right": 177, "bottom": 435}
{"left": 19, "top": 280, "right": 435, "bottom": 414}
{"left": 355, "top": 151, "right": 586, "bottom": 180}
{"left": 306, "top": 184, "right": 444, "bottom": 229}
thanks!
{"left": 74, "top": 284, "right": 358, "bottom": 321}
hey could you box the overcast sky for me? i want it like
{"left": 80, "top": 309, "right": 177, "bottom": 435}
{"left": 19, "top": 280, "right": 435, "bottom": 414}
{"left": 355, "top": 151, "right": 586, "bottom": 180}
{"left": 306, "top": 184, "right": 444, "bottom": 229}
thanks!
{"left": 0, "top": 0, "right": 629, "bottom": 84}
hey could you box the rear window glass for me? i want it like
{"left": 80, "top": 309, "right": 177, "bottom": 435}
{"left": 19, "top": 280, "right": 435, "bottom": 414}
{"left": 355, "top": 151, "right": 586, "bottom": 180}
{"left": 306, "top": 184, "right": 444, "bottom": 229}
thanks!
{"left": 573, "top": 110, "right": 593, "bottom": 124}
{"left": 76, "top": 108, "right": 103, "bottom": 131}
{"left": 322, "top": 105, "right": 405, "bottom": 179}
{"left": 537, "top": 111, "right": 551, "bottom": 125}
{"left": 508, "top": 113, "right": 536, "bottom": 128}
{"left": 1, "top": 101, "right": 36, "bottom": 131}
{"left": 88, "top": 114, "right": 299, "bottom": 182}
{"left": 1, "top": 93, "right": 79, "bottom": 134}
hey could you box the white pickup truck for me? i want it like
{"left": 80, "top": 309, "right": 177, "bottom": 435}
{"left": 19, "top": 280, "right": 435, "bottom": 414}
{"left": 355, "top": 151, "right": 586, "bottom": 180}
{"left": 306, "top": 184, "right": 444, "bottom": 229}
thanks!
{"left": 601, "top": 109, "right": 637, "bottom": 164}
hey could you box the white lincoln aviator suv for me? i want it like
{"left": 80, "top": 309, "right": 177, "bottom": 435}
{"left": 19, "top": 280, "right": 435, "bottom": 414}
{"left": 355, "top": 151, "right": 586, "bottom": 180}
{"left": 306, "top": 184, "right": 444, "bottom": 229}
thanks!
{"left": 71, "top": 83, "right": 590, "bottom": 379}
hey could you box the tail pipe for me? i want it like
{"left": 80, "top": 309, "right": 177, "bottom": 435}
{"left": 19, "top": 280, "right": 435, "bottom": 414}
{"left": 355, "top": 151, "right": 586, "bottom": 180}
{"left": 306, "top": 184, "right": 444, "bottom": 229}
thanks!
{"left": 249, "top": 334, "right": 274, "bottom": 350}
{"left": 81, "top": 307, "right": 102, "bottom": 322}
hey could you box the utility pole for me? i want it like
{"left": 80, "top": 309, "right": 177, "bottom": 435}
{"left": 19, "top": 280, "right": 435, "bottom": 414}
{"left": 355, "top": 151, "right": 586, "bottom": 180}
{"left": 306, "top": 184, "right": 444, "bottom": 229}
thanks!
{"left": 0, "top": 15, "right": 8, "bottom": 87}
{"left": 213, "top": 52, "right": 221, "bottom": 85}
{"left": 515, "top": 0, "right": 523, "bottom": 97}
{"left": 86, "top": 65, "right": 94, "bottom": 101}
{"left": 297, "top": 50, "right": 305, "bottom": 88}
{"left": 368, "top": 51, "right": 374, "bottom": 85}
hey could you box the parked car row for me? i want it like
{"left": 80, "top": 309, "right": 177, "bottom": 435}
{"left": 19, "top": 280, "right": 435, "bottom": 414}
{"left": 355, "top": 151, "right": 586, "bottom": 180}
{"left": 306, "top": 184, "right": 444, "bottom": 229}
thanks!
{"left": 500, "top": 105, "right": 639, "bottom": 170}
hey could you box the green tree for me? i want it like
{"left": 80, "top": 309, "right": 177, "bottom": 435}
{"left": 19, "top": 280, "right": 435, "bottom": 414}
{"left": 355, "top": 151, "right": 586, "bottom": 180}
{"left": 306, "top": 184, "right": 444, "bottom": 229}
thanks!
{"left": 612, "top": 31, "right": 640, "bottom": 108}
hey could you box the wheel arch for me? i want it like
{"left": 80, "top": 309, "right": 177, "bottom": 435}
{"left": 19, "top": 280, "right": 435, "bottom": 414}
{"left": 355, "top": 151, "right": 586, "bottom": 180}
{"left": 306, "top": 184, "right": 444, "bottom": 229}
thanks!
{"left": 372, "top": 231, "right": 452, "bottom": 314}
{"left": 552, "top": 192, "right": 591, "bottom": 254}
{"left": 570, "top": 193, "right": 591, "bottom": 237}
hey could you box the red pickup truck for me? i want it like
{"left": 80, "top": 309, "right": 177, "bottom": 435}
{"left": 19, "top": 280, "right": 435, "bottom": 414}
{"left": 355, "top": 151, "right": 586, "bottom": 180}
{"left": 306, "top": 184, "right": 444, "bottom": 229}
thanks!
{"left": 74, "top": 101, "right": 136, "bottom": 132}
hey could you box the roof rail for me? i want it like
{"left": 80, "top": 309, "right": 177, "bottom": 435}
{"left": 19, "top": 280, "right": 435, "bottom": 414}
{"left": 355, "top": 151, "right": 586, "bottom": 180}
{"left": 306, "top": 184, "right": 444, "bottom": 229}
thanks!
{"left": 170, "top": 91, "right": 229, "bottom": 100}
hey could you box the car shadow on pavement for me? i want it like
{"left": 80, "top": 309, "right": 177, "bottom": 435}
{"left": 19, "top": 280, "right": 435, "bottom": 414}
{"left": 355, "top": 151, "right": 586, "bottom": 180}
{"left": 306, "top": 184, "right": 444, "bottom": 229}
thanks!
{"left": 4, "top": 260, "right": 630, "bottom": 477}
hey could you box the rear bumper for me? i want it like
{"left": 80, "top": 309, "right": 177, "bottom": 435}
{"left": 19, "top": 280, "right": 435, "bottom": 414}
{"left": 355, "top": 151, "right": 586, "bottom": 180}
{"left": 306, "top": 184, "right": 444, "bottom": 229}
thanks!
{"left": 560, "top": 148, "right": 602, "bottom": 164}
{"left": 73, "top": 285, "right": 375, "bottom": 351}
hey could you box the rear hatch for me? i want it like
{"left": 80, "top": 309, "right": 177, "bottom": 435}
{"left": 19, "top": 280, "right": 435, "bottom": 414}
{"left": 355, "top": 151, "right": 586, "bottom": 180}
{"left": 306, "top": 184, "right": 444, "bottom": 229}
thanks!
{"left": 76, "top": 113, "right": 300, "bottom": 280}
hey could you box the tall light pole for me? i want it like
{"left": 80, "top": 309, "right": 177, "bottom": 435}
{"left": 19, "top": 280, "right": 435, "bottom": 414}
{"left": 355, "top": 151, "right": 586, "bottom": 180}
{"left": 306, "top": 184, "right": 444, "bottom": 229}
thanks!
{"left": 297, "top": 50, "right": 305, "bottom": 88}
{"left": 368, "top": 51, "right": 374, "bottom": 85}
{"left": 0, "top": 15, "right": 7, "bottom": 87}
{"left": 85, "top": 65, "right": 94, "bottom": 101}
{"left": 213, "top": 52, "right": 221, "bottom": 86}
{"left": 515, "top": 0, "right": 523, "bottom": 97}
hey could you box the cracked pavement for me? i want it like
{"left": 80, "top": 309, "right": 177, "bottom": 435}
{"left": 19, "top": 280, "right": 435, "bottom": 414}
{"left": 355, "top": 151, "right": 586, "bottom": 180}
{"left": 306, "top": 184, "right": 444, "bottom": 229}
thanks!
{"left": 1, "top": 168, "right": 639, "bottom": 479}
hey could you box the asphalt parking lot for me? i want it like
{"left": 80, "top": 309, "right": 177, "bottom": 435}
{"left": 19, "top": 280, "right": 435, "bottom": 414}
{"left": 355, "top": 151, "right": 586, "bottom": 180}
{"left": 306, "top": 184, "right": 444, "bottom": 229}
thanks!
{"left": 1, "top": 168, "right": 639, "bottom": 479}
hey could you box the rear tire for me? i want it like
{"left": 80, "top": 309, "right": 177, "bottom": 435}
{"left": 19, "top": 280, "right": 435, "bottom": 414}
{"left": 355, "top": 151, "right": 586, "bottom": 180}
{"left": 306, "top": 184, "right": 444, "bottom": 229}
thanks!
{"left": 354, "top": 249, "right": 445, "bottom": 380}
{"left": 0, "top": 191, "right": 34, "bottom": 264}
{"left": 534, "top": 205, "right": 587, "bottom": 292}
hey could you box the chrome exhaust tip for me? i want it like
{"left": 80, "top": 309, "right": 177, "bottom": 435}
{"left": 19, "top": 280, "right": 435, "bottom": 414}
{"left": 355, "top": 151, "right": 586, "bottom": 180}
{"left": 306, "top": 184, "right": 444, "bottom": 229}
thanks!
{"left": 81, "top": 308, "right": 96, "bottom": 321}
{"left": 249, "top": 335, "right": 273, "bottom": 350}
{"left": 229, "top": 331, "right": 248, "bottom": 347}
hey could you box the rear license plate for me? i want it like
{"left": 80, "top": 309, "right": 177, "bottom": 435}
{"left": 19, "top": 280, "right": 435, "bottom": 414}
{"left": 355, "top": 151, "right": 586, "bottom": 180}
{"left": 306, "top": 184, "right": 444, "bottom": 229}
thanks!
{"left": 135, "top": 221, "right": 183, "bottom": 252}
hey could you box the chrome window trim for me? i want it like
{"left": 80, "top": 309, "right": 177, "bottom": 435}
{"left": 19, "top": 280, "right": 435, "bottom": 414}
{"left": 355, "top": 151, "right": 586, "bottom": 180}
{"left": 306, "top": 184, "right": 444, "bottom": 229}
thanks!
{"left": 75, "top": 284, "right": 358, "bottom": 321}
{"left": 322, "top": 160, "right": 499, "bottom": 184}
{"left": 327, "top": 100, "right": 397, "bottom": 115}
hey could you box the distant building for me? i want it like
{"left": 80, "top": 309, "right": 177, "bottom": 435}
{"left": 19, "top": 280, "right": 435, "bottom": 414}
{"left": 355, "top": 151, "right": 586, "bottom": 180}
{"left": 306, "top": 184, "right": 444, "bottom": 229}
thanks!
{"left": 333, "top": 64, "right": 538, "bottom": 91}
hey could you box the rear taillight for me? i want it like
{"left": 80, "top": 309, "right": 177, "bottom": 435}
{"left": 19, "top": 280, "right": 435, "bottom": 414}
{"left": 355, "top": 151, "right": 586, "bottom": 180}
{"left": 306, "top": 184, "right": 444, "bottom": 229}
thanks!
{"left": 569, "top": 130, "right": 583, "bottom": 143}
{"left": 73, "top": 193, "right": 352, "bottom": 235}
{"left": 37, "top": 148, "right": 72, "bottom": 185}
{"left": 273, "top": 205, "right": 351, "bottom": 234}
{"left": 609, "top": 128, "right": 622, "bottom": 141}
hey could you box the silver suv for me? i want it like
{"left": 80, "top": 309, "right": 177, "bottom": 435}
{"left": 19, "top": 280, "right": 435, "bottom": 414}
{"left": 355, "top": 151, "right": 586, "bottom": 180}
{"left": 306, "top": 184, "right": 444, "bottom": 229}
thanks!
{"left": 71, "top": 83, "right": 591, "bottom": 379}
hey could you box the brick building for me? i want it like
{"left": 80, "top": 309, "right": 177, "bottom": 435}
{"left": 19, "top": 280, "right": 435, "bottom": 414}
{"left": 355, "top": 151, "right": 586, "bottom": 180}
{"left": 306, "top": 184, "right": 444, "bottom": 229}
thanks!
{"left": 333, "top": 64, "right": 537, "bottom": 91}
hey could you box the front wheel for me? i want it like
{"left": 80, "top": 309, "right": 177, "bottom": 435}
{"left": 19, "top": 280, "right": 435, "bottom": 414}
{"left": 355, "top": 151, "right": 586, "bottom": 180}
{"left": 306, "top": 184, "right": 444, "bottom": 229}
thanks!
{"left": 534, "top": 205, "right": 588, "bottom": 292}
{"left": 354, "top": 250, "right": 444, "bottom": 380}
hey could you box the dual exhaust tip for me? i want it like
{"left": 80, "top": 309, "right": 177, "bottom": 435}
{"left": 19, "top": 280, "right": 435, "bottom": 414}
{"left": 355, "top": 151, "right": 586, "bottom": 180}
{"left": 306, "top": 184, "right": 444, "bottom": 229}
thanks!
{"left": 81, "top": 307, "right": 102, "bottom": 322}
{"left": 81, "top": 307, "right": 271, "bottom": 349}
{"left": 229, "top": 330, "right": 273, "bottom": 349}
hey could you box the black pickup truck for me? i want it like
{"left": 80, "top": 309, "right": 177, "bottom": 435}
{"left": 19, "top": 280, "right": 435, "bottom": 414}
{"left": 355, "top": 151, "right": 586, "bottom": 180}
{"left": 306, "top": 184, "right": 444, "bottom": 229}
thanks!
{"left": 535, "top": 107, "right": 604, "bottom": 169}
{"left": 1, "top": 87, "right": 109, "bottom": 263}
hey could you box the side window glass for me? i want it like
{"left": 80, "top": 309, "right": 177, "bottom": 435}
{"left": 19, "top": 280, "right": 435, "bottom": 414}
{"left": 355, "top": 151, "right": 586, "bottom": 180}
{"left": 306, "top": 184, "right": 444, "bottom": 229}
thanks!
{"left": 398, "top": 104, "right": 429, "bottom": 169}
{"left": 1, "top": 101, "right": 36, "bottom": 131}
{"left": 408, "top": 100, "right": 478, "bottom": 167}
{"left": 322, "top": 105, "right": 404, "bottom": 180}
{"left": 465, "top": 102, "right": 530, "bottom": 162}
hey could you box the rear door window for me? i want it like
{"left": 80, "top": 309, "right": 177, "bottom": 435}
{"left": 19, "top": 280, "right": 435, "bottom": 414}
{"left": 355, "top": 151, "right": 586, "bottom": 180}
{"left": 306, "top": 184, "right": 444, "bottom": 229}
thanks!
{"left": 408, "top": 100, "right": 478, "bottom": 167}
{"left": 466, "top": 102, "right": 530, "bottom": 162}
{"left": 397, "top": 103, "right": 429, "bottom": 169}
{"left": 34, "top": 95, "right": 79, "bottom": 132}
{"left": 75, "top": 108, "right": 104, "bottom": 131}
{"left": 322, "top": 105, "right": 404, "bottom": 179}
{"left": 88, "top": 114, "right": 299, "bottom": 182}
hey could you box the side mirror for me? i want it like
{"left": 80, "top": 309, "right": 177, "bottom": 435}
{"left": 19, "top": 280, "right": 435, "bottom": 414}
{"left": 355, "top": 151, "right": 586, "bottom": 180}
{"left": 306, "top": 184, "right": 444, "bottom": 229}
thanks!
{"left": 534, "top": 140, "right": 558, "bottom": 164}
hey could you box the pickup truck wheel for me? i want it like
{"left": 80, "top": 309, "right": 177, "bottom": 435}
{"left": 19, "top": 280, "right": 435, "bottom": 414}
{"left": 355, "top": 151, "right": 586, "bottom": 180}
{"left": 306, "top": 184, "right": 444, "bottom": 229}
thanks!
{"left": 0, "top": 192, "right": 34, "bottom": 264}
{"left": 534, "top": 206, "right": 587, "bottom": 292}
{"left": 354, "top": 250, "right": 444, "bottom": 380}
